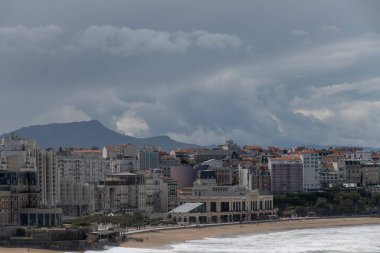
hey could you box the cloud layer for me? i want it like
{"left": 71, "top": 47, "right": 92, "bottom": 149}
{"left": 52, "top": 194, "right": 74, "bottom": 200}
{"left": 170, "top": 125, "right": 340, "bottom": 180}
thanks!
{"left": 0, "top": 24, "right": 62, "bottom": 53}
{"left": 77, "top": 26, "right": 242, "bottom": 56}
{"left": 0, "top": 1, "right": 380, "bottom": 148}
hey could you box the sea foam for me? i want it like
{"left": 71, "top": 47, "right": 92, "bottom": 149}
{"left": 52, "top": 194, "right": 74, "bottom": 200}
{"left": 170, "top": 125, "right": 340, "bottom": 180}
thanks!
{"left": 85, "top": 224, "right": 380, "bottom": 253}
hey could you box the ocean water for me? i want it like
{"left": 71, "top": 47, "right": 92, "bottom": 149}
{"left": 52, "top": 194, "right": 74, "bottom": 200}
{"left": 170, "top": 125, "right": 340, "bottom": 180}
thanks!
{"left": 87, "top": 224, "right": 380, "bottom": 253}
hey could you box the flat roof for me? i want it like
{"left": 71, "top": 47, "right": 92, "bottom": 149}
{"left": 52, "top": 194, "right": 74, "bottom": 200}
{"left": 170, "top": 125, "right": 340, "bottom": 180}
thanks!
{"left": 109, "top": 172, "right": 137, "bottom": 176}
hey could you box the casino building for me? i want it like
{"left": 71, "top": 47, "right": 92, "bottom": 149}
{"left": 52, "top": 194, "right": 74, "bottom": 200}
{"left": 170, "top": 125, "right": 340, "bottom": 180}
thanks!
{"left": 169, "top": 170, "right": 275, "bottom": 224}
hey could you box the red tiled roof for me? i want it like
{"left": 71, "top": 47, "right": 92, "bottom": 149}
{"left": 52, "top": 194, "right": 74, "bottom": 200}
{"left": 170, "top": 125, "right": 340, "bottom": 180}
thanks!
{"left": 270, "top": 156, "right": 301, "bottom": 161}
{"left": 74, "top": 149, "right": 102, "bottom": 153}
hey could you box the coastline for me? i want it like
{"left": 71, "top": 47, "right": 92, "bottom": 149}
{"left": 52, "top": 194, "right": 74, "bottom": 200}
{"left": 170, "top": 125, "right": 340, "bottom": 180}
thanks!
{"left": 1, "top": 217, "right": 380, "bottom": 252}
{"left": 121, "top": 217, "right": 380, "bottom": 249}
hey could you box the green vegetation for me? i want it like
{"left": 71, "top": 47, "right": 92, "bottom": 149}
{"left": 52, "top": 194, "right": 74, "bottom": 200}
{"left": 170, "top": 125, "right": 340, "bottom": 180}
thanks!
{"left": 180, "top": 158, "right": 191, "bottom": 165}
{"left": 65, "top": 211, "right": 146, "bottom": 227}
{"left": 15, "top": 228, "right": 26, "bottom": 237}
{"left": 274, "top": 188, "right": 380, "bottom": 217}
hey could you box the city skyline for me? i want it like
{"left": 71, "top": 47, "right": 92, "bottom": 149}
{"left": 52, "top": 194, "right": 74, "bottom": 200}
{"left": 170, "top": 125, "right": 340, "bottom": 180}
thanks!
{"left": 1, "top": 1, "right": 380, "bottom": 147}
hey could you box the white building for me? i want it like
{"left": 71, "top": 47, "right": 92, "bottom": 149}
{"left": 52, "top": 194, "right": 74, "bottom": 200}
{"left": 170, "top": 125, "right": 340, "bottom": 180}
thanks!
{"left": 345, "top": 150, "right": 372, "bottom": 162}
{"left": 238, "top": 164, "right": 250, "bottom": 189}
{"left": 102, "top": 144, "right": 139, "bottom": 159}
{"left": 107, "top": 158, "right": 139, "bottom": 173}
{"left": 299, "top": 151, "right": 321, "bottom": 192}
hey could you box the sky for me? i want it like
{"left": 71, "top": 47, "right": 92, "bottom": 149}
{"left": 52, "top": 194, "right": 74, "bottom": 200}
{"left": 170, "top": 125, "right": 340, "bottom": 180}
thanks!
{"left": 1, "top": 0, "right": 380, "bottom": 147}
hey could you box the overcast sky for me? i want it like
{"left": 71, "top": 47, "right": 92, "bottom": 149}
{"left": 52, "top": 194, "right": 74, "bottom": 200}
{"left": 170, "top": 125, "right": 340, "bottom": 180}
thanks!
{"left": 1, "top": 0, "right": 380, "bottom": 147}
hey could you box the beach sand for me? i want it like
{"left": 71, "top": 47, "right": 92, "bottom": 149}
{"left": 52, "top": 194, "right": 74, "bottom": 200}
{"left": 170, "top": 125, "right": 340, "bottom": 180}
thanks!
{"left": 121, "top": 217, "right": 380, "bottom": 249}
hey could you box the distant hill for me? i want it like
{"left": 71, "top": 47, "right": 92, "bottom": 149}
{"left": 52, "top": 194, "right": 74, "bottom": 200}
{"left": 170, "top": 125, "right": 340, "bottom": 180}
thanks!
{"left": 0, "top": 120, "right": 199, "bottom": 151}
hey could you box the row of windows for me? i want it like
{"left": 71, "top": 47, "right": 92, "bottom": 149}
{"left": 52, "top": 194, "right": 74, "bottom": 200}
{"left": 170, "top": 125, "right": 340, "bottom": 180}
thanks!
{"left": 212, "top": 187, "right": 228, "bottom": 192}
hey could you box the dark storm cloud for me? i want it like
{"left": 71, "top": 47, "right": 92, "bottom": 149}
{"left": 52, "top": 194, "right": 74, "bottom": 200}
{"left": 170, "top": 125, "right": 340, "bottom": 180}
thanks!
{"left": 1, "top": 0, "right": 380, "bottom": 147}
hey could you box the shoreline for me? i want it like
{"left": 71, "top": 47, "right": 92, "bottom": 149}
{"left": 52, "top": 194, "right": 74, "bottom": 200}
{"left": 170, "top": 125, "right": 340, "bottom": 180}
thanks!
{"left": 121, "top": 217, "right": 380, "bottom": 249}
{"left": 1, "top": 217, "right": 380, "bottom": 252}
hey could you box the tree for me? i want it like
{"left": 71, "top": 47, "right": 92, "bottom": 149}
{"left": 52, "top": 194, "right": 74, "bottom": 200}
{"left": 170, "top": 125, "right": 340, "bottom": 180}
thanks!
{"left": 180, "top": 158, "right": 190, "bottom": 165}
{"left": 295, "top": 206, "right": 306, "bottom": 217}
{"left": 339, "top": 198, "right": 354, "bottom": 214}
{"left": 315, "top": 197, "right": 328, "bottom": 208}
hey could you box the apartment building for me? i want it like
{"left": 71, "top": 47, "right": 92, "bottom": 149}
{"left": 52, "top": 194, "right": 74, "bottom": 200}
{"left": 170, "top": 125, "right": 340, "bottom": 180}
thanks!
{"left": 319, "top": 170, "right": 339, "bottom": 187}
{"left": 103, "top": 144, "right": 139, "bottom": 173}
{"left": 361, "top": 163, "right": 380, "bottom": 185}
{"left": 170, "top": 165, "right": 196, "bottom": 189}
{"left": 0, "top": 135, "right": 63, "bottom": 226}
{"left": 345, "top": 160, "right": 362, "bottom": 185}
{"left": 0, "top": 134, "right": 37, "bottom": 171}
{"left": 102, "top": 144, "right": 139, "bottom": 159}
{"left": 96, "top": 172, "right": 146, "bottom": 213}
{"left": 57, "top": 149, "right": 108, "bottom": 216}
{"left": 249, "top": 164, "right": 271, "bottom": 194}
{"left": 144, "top": 169, "right": 162, "bottom": 213}
{"left": 158, "top": 153, "right": 180, "bottom": 177}
{"left": 37, "top": 148, "right": 59, "bottom": 207}
{"left": 161, "top": 177, "right": 178, "bottom": 212}
{"left": 194, "top": 150, "right": 239, "bottom": 164}
{"left": 268, "top": 157, "right": 303, "bottom": 194}
{"left": 139, "top": 146, "right": 159, "bottom": 170}
{"left": 299, "top": 150, "right": 321, "bottom": 192}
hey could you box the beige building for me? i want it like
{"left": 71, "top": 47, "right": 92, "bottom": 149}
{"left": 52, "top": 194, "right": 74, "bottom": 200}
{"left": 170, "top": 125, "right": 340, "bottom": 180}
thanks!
{"left": 102, "top": 144, "right": 139, "bottom": 159}
{"left": 361, "top": 163, "right": 380, "bottom": 185}
{"left": 143, "top": 169, "right": 179, "bottom": 214}
{"left": 161, "top": 177, "right": 178, "bottom": 212}
{"left": 345, "top": 160, "right": 361, "bottom": 184}
{"left": 103, "top": 144, "right": 140, "bottom": 173}
{"left": 319, "top": 170, "right": 339, "bottom": 187}
{"left": 144, "top": 170, "right": 162, "bottom": 213}
{"left": 170, "top": 171, "right": 275, "bottom": 224}
{"left": 0, "top": 134, "right": 37, "bottom": 172}
{"left": 96, "top": 173, "right": 146, "bottom": 213}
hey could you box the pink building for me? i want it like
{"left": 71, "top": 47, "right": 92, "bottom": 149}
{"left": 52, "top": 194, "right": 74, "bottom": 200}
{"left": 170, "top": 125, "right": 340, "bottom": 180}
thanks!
{"left": 268, "top": 157, "right": 303, "bottom": 194}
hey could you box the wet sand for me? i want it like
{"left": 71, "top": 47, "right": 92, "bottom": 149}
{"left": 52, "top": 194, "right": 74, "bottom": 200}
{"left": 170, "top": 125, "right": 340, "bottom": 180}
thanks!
{"left": 121, "top": 217, "right": 380, "bottom": 249}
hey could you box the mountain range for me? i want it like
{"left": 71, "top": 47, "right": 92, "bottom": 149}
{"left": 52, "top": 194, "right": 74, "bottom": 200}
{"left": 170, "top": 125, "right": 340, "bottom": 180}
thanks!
{"left": 0, "top": 120, "right": 199, "bottom": 151}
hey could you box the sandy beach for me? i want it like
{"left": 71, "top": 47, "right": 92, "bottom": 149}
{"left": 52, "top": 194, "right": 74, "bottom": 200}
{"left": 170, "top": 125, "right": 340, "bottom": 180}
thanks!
{"left": 121, "top": 217, "right": 380, "bottom": 249}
